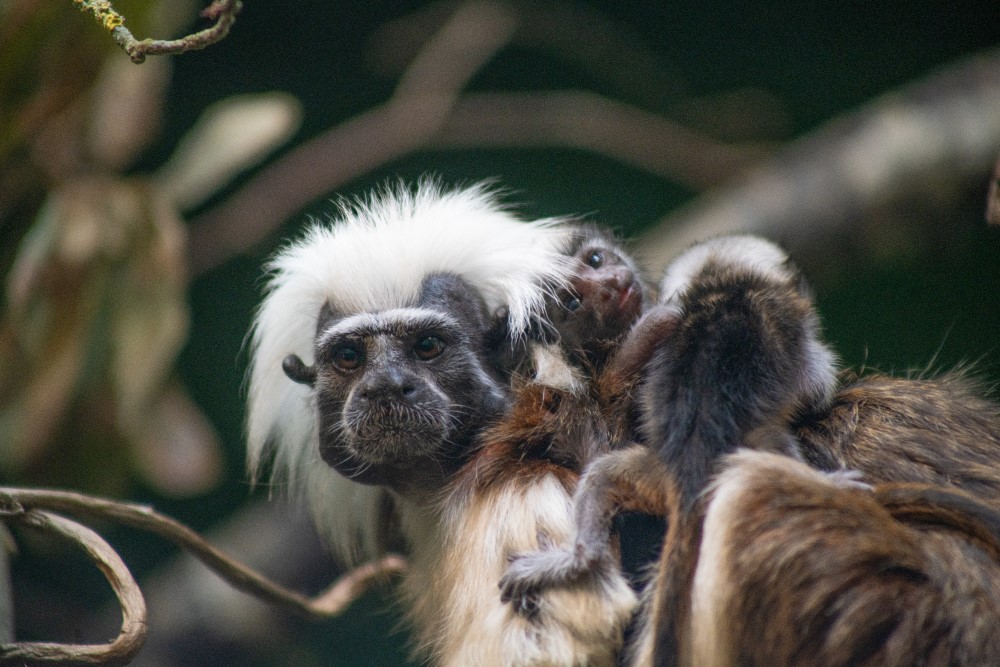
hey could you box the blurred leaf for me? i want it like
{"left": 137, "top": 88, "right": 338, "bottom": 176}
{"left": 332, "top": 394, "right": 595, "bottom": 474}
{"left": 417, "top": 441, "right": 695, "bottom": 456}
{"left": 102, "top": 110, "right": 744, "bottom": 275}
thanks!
{"left": 0, "top": 1, "right": 102, "bottom": 160}
{"left": 0, "top": 174, "right": 204, "bottom": 494}
{"left": 107, "top": 183, "right": 188, "bottom": 422}
{"left": 87, "top": 55, "right": 172, "bottom": 171}
{"left": 0, "top": 0, "right": 192, "bottom": 233}
{"left": 155, "top": 92, "right": 303, "bottom": 212}
{"left": 0, "top": 314, "right": 91, "bottom": 470}
{"left": 130, "top": 378, "right": 223, "bottom": 496}
{"left": 1, "top": 185, "right": 110, "bottom": 470}
{"left": 0, "top": 3, "right": 282, "bottom": 494}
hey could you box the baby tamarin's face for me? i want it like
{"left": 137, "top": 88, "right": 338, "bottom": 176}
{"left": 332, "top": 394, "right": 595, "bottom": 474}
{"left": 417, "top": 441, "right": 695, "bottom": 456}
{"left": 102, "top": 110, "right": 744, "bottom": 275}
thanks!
{"left": 547, "top": 228, "right": 646, "bottom": 364}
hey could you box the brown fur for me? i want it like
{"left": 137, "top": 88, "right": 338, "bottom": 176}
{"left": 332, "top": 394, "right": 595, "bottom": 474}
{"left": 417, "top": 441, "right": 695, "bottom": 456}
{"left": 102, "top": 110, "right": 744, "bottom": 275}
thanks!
{"left": 400, "top": 469, "right": 636, "bottom": 667}
{"left": 413, "top": 347, "right": 654, "bottom": 665}
{"left": 625, "top": 379, "right": 1000, "bottom": 667}
{"left": 797, "top": 372, "right": 1000, "bottom": 508}
{"left": 621, "top": 371, "right": 1000, "bottom": 667}
{"left": 627, "top": 377, "right": 1000, "bottom": 667}
{"left": 690, "top": 450, "right": 1000, "bottom": 667}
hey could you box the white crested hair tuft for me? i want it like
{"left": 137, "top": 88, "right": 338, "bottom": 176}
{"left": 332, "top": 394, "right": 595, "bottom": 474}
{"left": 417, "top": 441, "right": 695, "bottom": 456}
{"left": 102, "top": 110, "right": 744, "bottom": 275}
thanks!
{"left": 658, "top": 235, "right": 793, "bottom": 305}
{"left": 245, "top": 181, "right": 575, "bottom": 564}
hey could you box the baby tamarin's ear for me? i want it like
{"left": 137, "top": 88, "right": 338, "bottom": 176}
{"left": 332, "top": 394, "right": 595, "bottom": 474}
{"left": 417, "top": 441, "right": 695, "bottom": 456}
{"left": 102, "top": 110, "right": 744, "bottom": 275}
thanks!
{"left": 485, "top": 305, "right": 535, "bottom": 378}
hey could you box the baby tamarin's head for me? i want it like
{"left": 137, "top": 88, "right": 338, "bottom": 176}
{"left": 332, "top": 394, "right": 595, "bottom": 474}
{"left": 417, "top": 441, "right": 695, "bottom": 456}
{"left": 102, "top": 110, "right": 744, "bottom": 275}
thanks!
{"left": 544, "top": 224, "right": 650, "bottom": 369}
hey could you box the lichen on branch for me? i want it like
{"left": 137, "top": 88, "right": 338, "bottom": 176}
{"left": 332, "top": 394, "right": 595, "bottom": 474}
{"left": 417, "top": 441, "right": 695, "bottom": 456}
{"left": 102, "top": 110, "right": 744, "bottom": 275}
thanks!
{"left": 73, "top": 0, "right": 242, "bottom": 64}
{"left": 73, "top": 0, "right": 124, "bottom": 30}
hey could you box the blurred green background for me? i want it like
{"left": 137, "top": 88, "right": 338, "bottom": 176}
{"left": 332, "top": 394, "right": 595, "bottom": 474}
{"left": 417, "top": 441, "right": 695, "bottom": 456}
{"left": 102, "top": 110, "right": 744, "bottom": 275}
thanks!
{"left": 2, "top": 1, "right": 999, "bottom": 665}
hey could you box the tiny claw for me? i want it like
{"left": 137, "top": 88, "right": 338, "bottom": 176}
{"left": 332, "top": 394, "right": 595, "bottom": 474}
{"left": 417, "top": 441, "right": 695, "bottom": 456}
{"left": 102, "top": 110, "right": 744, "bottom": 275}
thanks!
{"left": 826, "top": 468, "right": 873, "bottom": 491}
{"left": 514, "top": 592, "right": 540, "bottom": 619}
{"left": 500, "top": 571, "right": 541, "bottom": 618}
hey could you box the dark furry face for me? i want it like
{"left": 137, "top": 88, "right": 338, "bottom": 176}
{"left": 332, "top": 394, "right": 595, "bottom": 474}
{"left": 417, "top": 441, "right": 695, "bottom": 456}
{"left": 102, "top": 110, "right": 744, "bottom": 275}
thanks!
{"left": 548, "top": 226, "right": 646, "bottom": 365}
{"left": 310, "top": 274, "right": 510, "bottom": 492}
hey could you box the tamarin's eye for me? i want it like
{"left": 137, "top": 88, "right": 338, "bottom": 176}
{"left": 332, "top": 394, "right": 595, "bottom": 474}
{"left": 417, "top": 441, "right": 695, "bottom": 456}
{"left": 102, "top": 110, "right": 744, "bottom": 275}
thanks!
{"left": 332, "top": 345, "right": 364, "bottom": 371}
{"left": 564, "top": 296, "right": 582, "bottom": 312}
{"left": 586, "top": 250, "right": 604, "bottom": 268}
{"left": 414, "top": 336, "right": 446, "bottom": 360}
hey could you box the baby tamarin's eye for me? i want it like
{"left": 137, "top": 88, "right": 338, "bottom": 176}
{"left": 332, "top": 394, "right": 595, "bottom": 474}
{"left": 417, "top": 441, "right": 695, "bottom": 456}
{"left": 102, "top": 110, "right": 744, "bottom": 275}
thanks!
{"left": 564, "top": 296, "right": 582, "bottom": 312}
{"left": 587, "top": 250, "right": 604, "bottom": 268}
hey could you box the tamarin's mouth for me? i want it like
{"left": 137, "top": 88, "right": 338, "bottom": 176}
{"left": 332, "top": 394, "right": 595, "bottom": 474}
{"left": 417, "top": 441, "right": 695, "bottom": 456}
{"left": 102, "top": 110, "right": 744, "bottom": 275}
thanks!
{"left": 618, "top": 282, "right": 642, "bottom": 322}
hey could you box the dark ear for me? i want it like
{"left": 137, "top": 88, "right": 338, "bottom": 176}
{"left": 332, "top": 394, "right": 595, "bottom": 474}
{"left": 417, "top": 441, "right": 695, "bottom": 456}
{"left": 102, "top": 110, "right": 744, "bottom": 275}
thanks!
{"left": 283, "top": 354, "right": 316, "bottom": 386}
{"left": 486, "top": 305, "right": 513, "bottom": 345}
{"left": 418, "top": 272, "right": 490, "bottom": 331}
{"left": 486, "top": 306, "right": 532, "bottom": 376}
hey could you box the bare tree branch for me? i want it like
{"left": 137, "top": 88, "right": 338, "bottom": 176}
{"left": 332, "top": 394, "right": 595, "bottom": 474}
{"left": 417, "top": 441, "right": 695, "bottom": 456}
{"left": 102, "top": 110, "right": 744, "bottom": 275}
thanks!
{"left": 0, "top": 509, "right": 147, "bottom": 666}
{"left": 307, "top": 556, "right": 408, "bottom": 616}
{"left": 369, "top": 1, "right": 689, "bottom": 112}
{"left": 391, "top": 0, "right": 519, "bottom": 103}
{"left": 638, "top": 48, "right": 1000, "bottom": 275}
{"left": 434, "top": 91, "right": 766, "bottom": 188}
{"left": 184, "top": 0, "right": 760, "bottom": 276}
{"left": 74, "top": 0, "right": 242, "bottom": 64}
{"left": 0, "top": 487, "right": 407, "bottom": 623}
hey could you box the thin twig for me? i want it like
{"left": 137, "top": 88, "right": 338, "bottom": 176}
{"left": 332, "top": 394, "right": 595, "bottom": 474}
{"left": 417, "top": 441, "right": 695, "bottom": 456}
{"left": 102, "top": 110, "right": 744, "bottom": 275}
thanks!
{"left": 370, "top": 1, "right": 688, "bottom": 112}
{"left": 74, "top": 0, "right": 242, "bottom": 64}
{"left": 0, "top": 509, "right": 147, "bottom": 666}
{"left": 188, "top": 83, "right": 764, "bottom": 275}
{"left": 0, "top": 487, "right": 407, "bottom": 621}
{"left": 391, "top": 0, "right": 518, "bottom": 103}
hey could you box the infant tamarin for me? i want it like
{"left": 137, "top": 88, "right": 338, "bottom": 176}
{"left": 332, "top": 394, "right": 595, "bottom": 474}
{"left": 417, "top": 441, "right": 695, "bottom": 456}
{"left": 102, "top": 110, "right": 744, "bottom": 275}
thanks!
{"left": 502, "top": 222, "right": 664, "bottom": 459}
{"left": 500, "top": 234, "right": 1000, "bottom": 666}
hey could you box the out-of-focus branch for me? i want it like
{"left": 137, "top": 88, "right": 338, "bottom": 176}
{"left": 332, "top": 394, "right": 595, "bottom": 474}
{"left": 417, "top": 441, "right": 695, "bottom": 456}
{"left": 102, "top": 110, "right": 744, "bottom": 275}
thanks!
{"left": 434, "top": 91, "right": 766, "bottom": 188}
{"left": 0, "top": 487, "right": 407, "bottom": 622}
{"left": 189, "top": 8, "right": 998, "bottom": 280}
{"left": 391, "top": 0, "right": 518, "bottom": 105}
{"left": 308, "top": 556, "right": 408, "bottom": 616}
{"left": 74, "top": 0, "right": 242, "bottom": 64}
{"left": 369, "top": 1, "right": 689, "bottom": 111}
{"left": 638, "top": 48, "right": 1000, "bottom": 275}
{"left": 987, "top": 155, "right": 1000, "bottom": 225}
{"left": 187, "top": 0, "right": 519, "bottom": 275}
{"left": 112, "top": 500, "right": 350, "bottom": 665}
{"left": 185, "top": 1, "right": 761, "bottom": 276}
{"left": 0, "top": 509, "right": 147, "bottom": 666}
